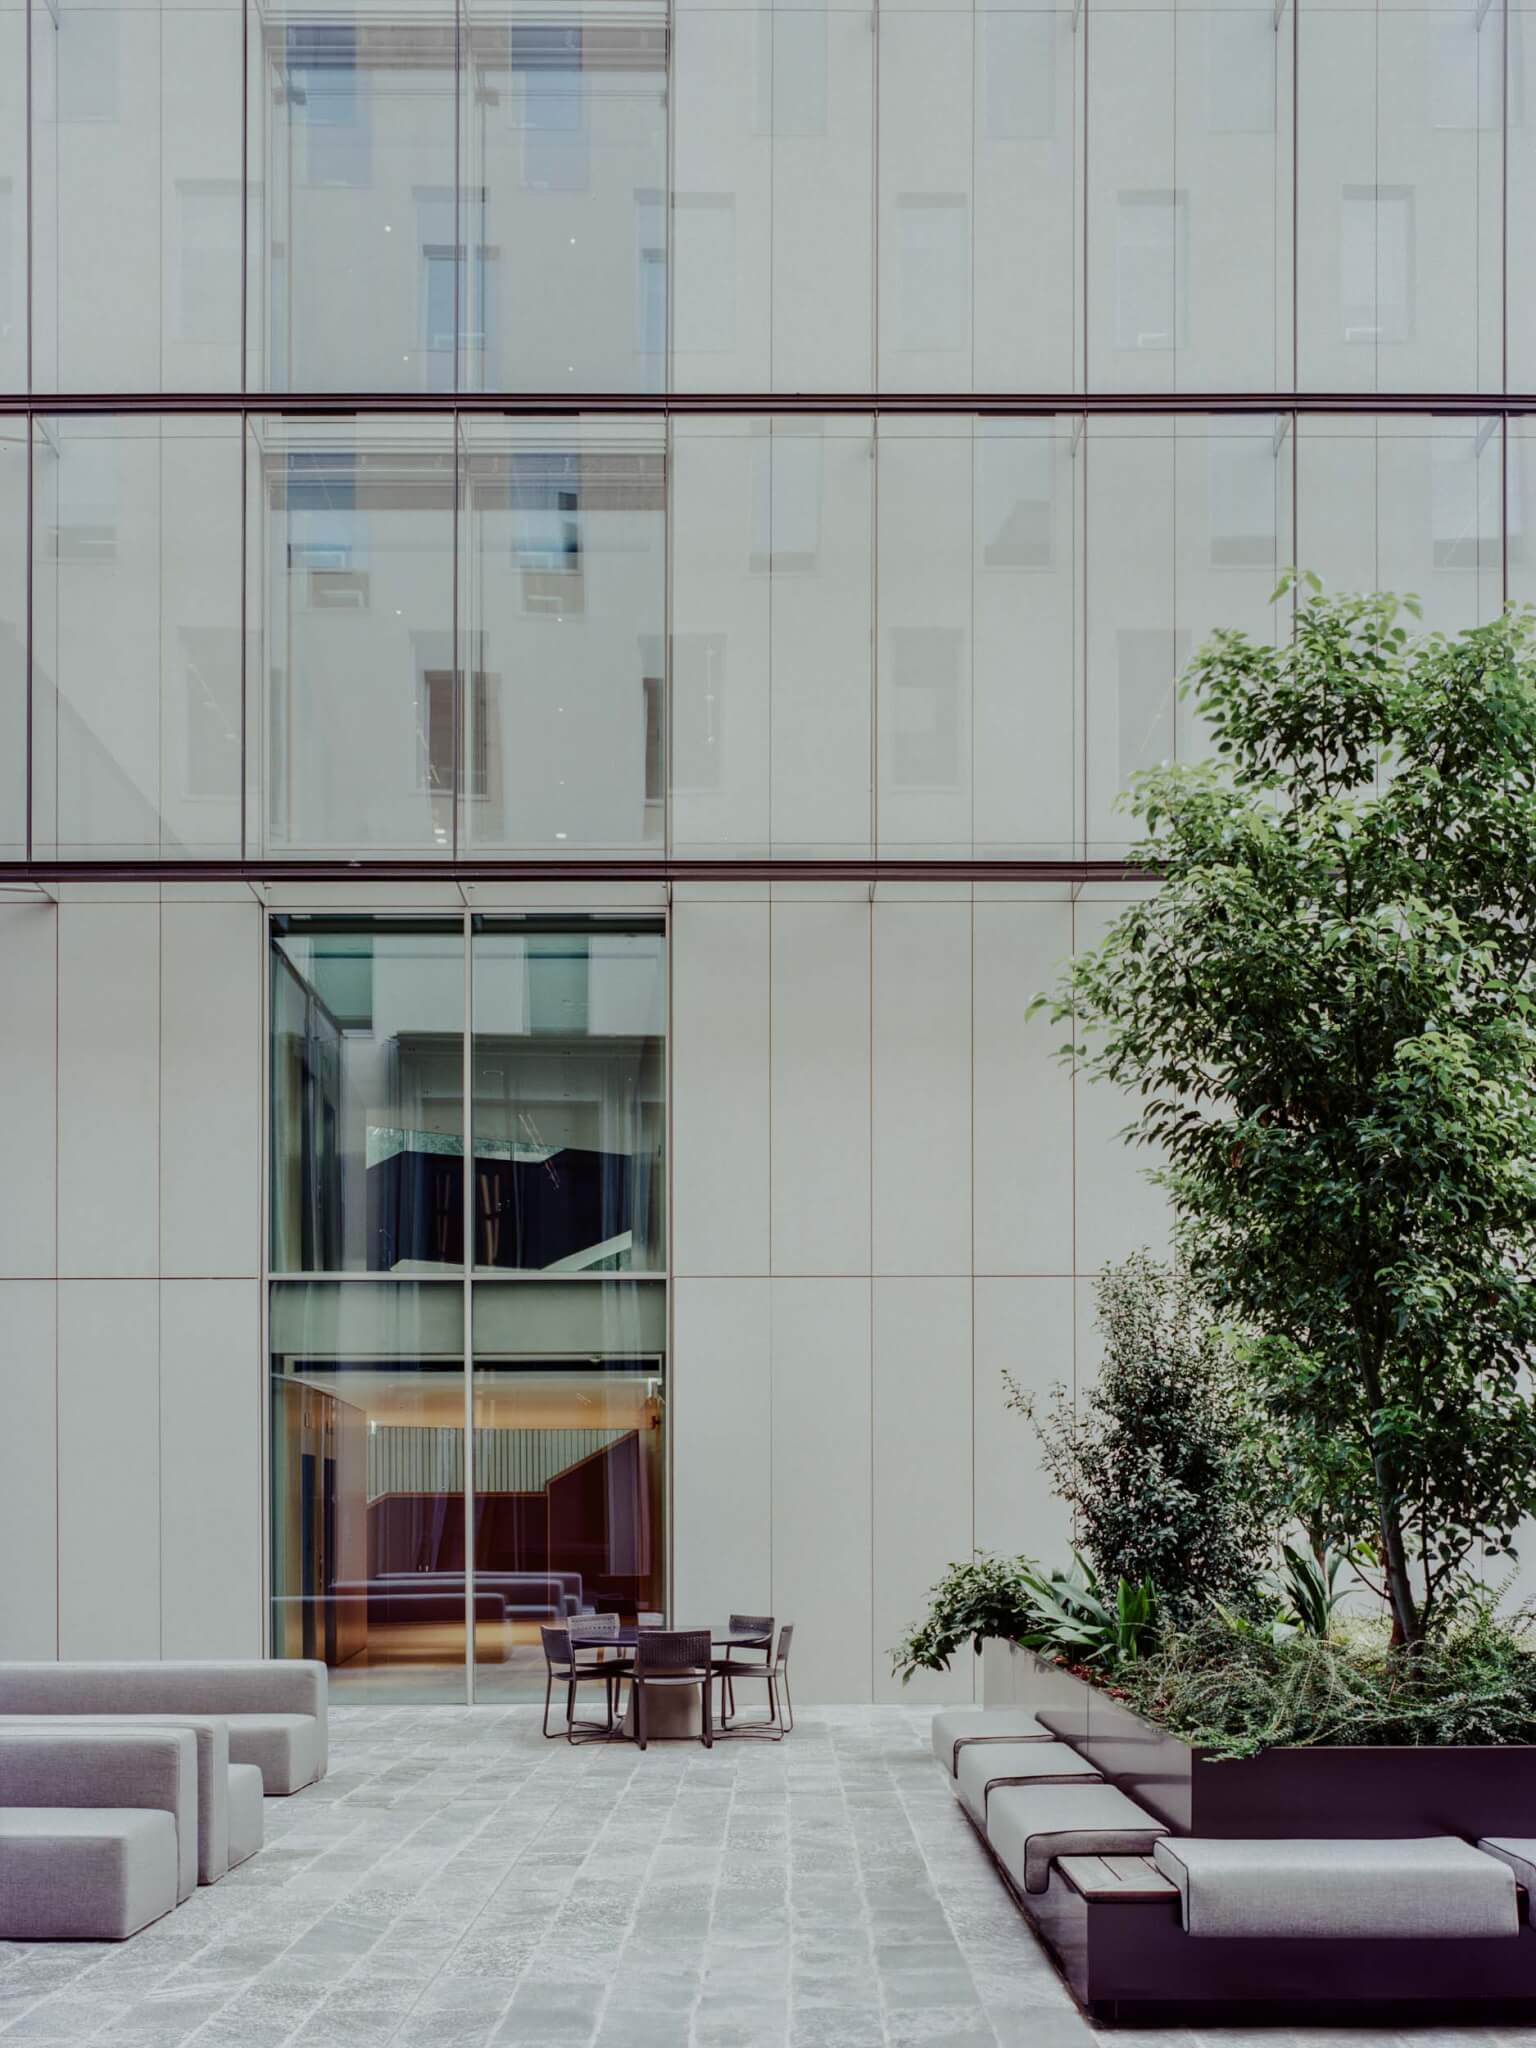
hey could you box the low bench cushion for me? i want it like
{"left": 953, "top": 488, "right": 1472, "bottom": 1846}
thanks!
{"left": 227, "top": 1763, "right": 264, "bottom": 1869}
{"left": 223, "top": 1713, "right": 321, "bottom": 1796}
{"left": 1153, "top": 1836, "right": 1520, "bottom": 1940}
{"left": 956, "top": 1739, "right": 1101, "bottom": 1823}
{"left": 930, "top": 1708, "right": 1051, "bottom": 1776}
{"left": 988, "top": 1781, "right": 1167, "bottom": 1894}
{"left": 0, "top": 1808, "right": 178, "bottom": 1940}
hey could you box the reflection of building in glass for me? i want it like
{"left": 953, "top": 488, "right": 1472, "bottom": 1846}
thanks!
{"left": 2, "top": 0, "right": 1533, "bottom": 1710}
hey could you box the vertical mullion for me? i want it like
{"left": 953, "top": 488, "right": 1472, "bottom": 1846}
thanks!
{"left": 462, "top": 903, "right": 475, "bottom": 1704}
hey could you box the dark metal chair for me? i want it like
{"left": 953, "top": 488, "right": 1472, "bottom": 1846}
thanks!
{"left": 719, "top": 1623, "right": 795, "bottom": 1740}
{"left": 540, "top": 1624, "right": 626, "bottom": 1742}
{"left": 630, "top": 1628, "right": 714, "bottom": 1750}
{"left": 713, "top": 1613, "right": 774, "bottom": 1727}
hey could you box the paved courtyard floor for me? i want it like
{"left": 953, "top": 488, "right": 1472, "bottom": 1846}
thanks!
{"left": 0, "top": 1704, "right": 1524, "bottom": 2048}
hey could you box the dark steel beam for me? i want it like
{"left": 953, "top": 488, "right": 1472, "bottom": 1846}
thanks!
{"left": 2, "top": 392, "right": 1534, "bottom": 418}
{"left": 0, "top": 858, "right": 1156, "bottom": 885}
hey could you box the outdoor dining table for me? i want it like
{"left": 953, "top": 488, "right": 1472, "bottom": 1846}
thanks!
{"left": 574, "top": 1626, "right": 769, "bottom": 1740}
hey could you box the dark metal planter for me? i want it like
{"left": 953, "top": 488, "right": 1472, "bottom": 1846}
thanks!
{"left": 978, "top": 1643, "right": 1536, "bottom": 2022}
{"left": 1002, "top": 1642, "right": 1536, "bottom": 1837}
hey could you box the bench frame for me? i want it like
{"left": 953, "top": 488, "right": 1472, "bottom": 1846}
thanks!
{"left": 961, "top": 1803, "right": 1536, "bottom": 2024}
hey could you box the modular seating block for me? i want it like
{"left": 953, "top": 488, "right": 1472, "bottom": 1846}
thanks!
{"left": 0, "top": 1810, "right": 179, "bottom": 1941}
{"left": 0, "top": 1662, "right": 327, "bottom": 1796}
{"left": 955, "top": 1739, "right": 1102, "bottom": 1824}
{"left": 0, "top": 1712, "right": 262, "bottom": 1885}
{"left": 929, "top": 1707, "right": 1052, "bottom": 1776}
{"left": 0, "top": 1727, "right": 199, "bottom": 1904}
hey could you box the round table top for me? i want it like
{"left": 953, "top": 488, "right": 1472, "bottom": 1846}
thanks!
{"left": 570, "top": 1624, "right": 768, "bottom": 1649}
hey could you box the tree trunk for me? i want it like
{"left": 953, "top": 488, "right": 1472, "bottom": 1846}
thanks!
{"left": 1374, "top": 1458, "right": 1422, "bottom": 1650}
{"left": 1361, "top": 1331, "right": 1422, "bottom": 1651}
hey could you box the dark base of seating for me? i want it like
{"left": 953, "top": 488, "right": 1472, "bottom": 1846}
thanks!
{"left": 965, "top": 1808, "right": 1536, "bottom": 2025}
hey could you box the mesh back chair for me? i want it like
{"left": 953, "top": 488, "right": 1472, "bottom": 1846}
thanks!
{"left": 719, "top": 1623, "right": 795, "bottom": 1740}
{"left": 713, "top": 1613, "right": 774, "bottom": 1727}
{"left": 631, "top": 1629, "right": 714, "bottom": 1750}
{"left": 567, "top": 1613, "right": 630, "bottom": 1733}
{"left": 540, "top": 1624, "right": 625, "bottom": 1744}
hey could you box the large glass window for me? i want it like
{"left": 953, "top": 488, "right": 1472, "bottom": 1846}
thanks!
{"left": 458, "top": 417, "right": 665, "bottom": 854}
{"left": 251, "top": 414, "right": 456, "bottom": 858}
{"left": 270, "top": 1278, "right": 467, "bottom": 1700}
{"left": 471, "top": 920, "right": 666, "bottom": 1271}
{"left": 470, "top": 1282, "right": 666, "bottom": 1701}
{"left": 30, "top": 0, "right": 241, "bottom": 393}
{"left": 269, "top": 914, "right": 668, "bottom": 1702}
{"left": 271, "top": 918, "right": 466, "bottom": 1274}
{"left": 463, "top": 8, "right": 668, "bottom": 392}
{"left": 31, "top": 414, "right": 243, "bottom": 860}
{"left": 249, "top": 5, "right": 457, "bottom": 394}
{"left": 0, "top": 424, "right": 23, "bottom": 858}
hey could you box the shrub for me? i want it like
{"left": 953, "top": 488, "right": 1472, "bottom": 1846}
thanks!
{"left": 1008, "top": 1253, "right": 1280, "bottom": 1622}
{"left": 890, "top": 1554, "right": 1045, "bottom": 1682}
{"left": 890, "top": 1552, "right": 1158, "bottom": 1683}
{"left": 1119, "top": 1601, "right": 1536, "bottom": 1758}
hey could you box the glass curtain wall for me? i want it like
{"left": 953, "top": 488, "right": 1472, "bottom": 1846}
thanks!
{"left": 0, "top": 409, "right": 1516, "bottom": 864}
{"left": 269, "top": 913, "right": 667, "bottom": 1702}
{"left": 7, "top": 0, "right": 1517, "bottom": 399}
{"left": 244, "top": 0, "right": 667, "bottom": 394}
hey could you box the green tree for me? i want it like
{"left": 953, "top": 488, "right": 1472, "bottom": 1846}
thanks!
{"left": 1041, "top": 579, "right": 1536, "bottom": 1649}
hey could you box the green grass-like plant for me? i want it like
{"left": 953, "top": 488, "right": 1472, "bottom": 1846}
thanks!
{"left": 1119, "top": 1601, "right": 1536, "bottom": 1758}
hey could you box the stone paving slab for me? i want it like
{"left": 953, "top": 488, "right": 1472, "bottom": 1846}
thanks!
{"left": 0, "top": 1704, "right": 1446, "bottom": 2048}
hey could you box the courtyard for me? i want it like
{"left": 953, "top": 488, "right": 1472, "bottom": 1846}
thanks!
{"left": 0, "top": 1705, "right": 1498, "bottom": 2048}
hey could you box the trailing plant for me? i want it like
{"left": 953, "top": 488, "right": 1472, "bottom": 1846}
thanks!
{"left": 1007, "top": 1253, "right": 1280, "bottom": 1621}
{"left": 890, "top": 1554, "right": 1047, "bottom": 1682}
{"left": 1039, "top": 580, "right": 1536, "bottom": 1649}
{"left": 1118, "top": 1600, "right": 1536, "bottom": 1759}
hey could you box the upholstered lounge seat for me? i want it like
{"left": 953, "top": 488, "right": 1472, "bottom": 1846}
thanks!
{"left": 955, "top": 1739, "right": 1101, "bottom": 1823}
{"left": 0, "top": 1712, "right": 264, "bottom": 1883}
{"left": 1153, "top": 1836, "right": 1520, "bottom": 1940}
{"left": 0, "top": 1727, "right": 198, "bottom": 1905}
{"left": 930, "top": 1707, "right": 1051, "bottom": 1776}
{"left": 987, "top": 1780, "right": 1167, "bottom": 1894}
{"left": 0, "top": 1809, "right": 179, "bottom": 1940}
{"left": 0, "top": 1662, "right": 327, "bottom": 1796}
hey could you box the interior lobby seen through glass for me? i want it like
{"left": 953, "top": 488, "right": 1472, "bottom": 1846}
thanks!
{"left": 270, "top": 917, "right": 666, "bottom": 1274}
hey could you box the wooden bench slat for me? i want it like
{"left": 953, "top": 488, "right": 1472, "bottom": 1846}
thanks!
{"left": 1058, "top": 1852, "right": 1178, "bottom": 1902}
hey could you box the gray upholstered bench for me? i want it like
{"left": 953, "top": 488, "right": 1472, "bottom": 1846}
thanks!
{"left": 0, "top": 1661, "right": 327, "bottom": 1796}
{"left": 955, "top": 1738, "right": 1101, "bottom": 1824}
{"left": 0, "top": 1810, "right": 179, "bottom": 1940}
{"left": 0, "top": 1727, "right": 199, "bottom": 1914}
{"left": 987, "top": 1779, "right": 1168, "bottom": 1894}
{"left": 1153, "top": 1836, "right": 1520, "bottom": 1939}
{"left": 930, "top": 1706, "right": 1051, "bottom": 1776}
{"left": 0, "top": 1714, "right": 263, "bottom": 1885}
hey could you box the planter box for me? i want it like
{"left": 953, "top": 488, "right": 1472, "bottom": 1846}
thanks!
{"left": 971, "top": 1642, "right": 1536, "bottom": 2022}
{"left": 1003, "top": 1641, "right": 1536, "bottom": 1839}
